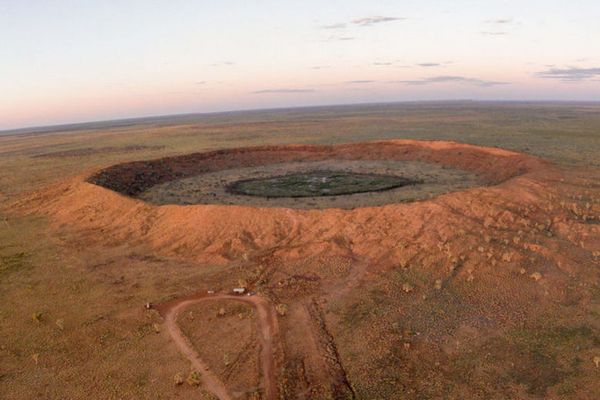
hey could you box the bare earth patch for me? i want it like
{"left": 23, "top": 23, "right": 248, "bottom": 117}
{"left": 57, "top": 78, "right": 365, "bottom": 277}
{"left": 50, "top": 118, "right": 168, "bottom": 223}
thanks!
{"left": 177, "top": 300, "right": 261, "bottom": 397}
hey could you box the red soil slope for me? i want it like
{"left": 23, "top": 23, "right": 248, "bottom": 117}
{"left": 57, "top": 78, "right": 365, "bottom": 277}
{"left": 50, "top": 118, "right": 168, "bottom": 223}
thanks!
{"left": 15, "top": 140, "right": 597, "bottom": 270}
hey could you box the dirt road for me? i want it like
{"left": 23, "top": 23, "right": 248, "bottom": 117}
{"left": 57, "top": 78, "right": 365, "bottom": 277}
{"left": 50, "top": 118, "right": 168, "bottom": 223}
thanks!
{"left": 157, "top": 294, "right": 279, "bottom": 400}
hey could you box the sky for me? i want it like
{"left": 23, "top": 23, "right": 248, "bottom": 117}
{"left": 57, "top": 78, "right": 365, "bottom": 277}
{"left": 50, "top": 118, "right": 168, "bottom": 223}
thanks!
{"left": 1, "top": 0, "right": 600, "bottom": 130}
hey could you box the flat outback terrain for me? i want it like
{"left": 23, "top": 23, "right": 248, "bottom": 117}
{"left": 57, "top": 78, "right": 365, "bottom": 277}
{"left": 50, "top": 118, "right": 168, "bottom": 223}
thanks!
{"left": 1, "top": 102, "right": 600, "bottom": 399}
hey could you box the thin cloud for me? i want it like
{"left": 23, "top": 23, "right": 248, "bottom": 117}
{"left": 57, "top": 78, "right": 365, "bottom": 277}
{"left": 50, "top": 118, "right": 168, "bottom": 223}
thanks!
{"left": 485, "top": 18, "right": 512, "bottom": 24}
{"left": 352, "top": 16, "right": 405, "bottom": 26}
{"left": 536, "top": 67, "right": 600, "bottom": 82}
{"left": 322, "top": 15, "right": 405, "bottom": 30}
{"left": 346, "top": 88, "right": 371, "bottom": 92}
{"left": 311, "top": 65, "right": 330, "bottom": 70}
{"left": 482, "top": 18, "right": 512, "bottom": 36}
{"left": 373, "top": 62, "right": 393, "bottom": 66}
{"left": 322, "top": 35, "right": 355, "bottom": 42}
{"left": 211, "top": 61, "right": 235, "bottom": 67}
{"left": 322, "top": 23, "right": 346, "bottom": 29}
{"left": 195, "top": 81, "right": 206, "bottom": 85}
{"left": 417, "top": 62, "right": 441, "bottom": 67}
{"left": 395, "top": 75, "right": 509, "bottom": 87}
{"left": 345, "top": 80, "right": 376, "bottom": 84}
{"left": 252, "top": 88, "right": 316, "bottom": 94}
{"left": 481, "top": 31, "right": 507, "bottom": 36}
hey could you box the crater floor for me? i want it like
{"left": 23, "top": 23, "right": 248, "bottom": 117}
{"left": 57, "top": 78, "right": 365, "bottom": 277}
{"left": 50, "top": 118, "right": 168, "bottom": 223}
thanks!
{"left": 137, "top": 160, "right": 484, "bottom": 209}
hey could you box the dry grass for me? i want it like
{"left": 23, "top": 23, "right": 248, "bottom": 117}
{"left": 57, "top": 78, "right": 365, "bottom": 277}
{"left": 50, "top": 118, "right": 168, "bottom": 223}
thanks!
{"left": 1, "top": 102, "right": 599, "bottom": 399}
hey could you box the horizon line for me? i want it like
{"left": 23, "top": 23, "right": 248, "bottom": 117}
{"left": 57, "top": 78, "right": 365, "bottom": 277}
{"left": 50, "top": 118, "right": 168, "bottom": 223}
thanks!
{"left": 3, "top": 98, "right": 600, "bottom": 136}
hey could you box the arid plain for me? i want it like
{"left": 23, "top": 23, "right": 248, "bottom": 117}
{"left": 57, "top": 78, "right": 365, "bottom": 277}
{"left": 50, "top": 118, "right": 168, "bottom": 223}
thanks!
{"left": 1, "top": 102, "right": 599, "bottom": 399}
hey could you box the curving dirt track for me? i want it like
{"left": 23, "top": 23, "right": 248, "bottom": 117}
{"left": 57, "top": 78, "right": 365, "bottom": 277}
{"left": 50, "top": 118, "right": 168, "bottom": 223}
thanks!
{"left": 155, "top": 294, "right": 279, "bottom": 400}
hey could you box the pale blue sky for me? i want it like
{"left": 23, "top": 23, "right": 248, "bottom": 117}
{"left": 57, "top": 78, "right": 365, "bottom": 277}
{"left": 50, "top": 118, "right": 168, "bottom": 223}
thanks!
{"left": 1, "top": 0, "right": 599, "bottom": 130}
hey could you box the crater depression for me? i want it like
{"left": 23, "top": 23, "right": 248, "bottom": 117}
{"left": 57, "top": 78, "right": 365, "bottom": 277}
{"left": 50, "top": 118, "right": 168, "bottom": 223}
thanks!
{"left": 25, "top": 140, "right": 549, "bottom": 264}
{"left": 137, "top": 159, "right": 482, "bottom": 209}
{"left": 88, "top": 141, "right": 527, "bottom": 209}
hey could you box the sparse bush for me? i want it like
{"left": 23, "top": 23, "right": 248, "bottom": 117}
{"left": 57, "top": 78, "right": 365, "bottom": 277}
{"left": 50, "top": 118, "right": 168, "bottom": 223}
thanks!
{"left": 198, "top": 390, "right": 220, "bottom": 400}
{"left": 530, "top": 272, "right": 542, "bottom": 281}
{"left": 276, "top": 303, "right": 288, "bottom": 316}
{"left": 173, "top": 372, "right": 184, "bottom": 386}
{"left": 247, "top": 390, "right": 262, "bottom": 400}
{"left": 186, "top": 370, "right": 202, "bottom": 386}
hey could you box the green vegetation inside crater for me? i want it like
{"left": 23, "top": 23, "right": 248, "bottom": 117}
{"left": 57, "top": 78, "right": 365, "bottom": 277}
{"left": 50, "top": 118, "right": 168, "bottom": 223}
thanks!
{"left": 227, "top": 171, "right": 419, "bottom": 198}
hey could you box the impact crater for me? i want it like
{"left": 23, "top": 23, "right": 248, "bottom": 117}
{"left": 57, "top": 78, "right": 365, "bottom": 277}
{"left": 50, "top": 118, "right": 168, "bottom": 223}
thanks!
{"left": 88, "top": 141, "right": 544, "bottom": 211}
